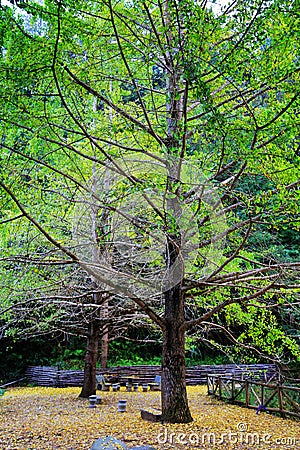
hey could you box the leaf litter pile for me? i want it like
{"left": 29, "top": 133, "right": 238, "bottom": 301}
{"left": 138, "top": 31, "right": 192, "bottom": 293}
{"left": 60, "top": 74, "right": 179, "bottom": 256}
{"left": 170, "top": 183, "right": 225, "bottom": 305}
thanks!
{"left": 0, "top": 386, "right": 299, "bottom": 449}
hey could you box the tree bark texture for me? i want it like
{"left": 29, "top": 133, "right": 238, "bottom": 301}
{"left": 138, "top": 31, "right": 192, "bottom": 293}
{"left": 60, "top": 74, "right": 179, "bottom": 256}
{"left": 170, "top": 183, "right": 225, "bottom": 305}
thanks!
{"left": 78, "top": 321, "right": 99, "bottom": 398}
{"left": 161, "top": 285, "right": 193, "bottom": 423}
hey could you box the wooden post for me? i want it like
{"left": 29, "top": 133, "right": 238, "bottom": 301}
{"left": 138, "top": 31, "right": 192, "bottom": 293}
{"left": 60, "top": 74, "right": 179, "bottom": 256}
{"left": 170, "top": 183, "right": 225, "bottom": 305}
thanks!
{"left": 277, "top": 383, "right": 285, "bottom": 418}
{"left": 213, "top": 375, "right": 217, "bottom": 394}
{"left": 245, "top": 380, "right": 249, "bottom": 407}
{"left": 208, "top": 375, "right": 211, "bottom": 394}
{"left": 261, "top": 383, "right": 264, "bottom": 408}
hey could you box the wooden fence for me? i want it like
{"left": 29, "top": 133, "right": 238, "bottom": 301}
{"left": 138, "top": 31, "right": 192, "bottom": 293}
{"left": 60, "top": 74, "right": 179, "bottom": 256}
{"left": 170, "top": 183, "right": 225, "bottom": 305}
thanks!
{"left": 25, "top": 363, "right": 278, "bottom": 387}
{"left": 207, "top": 373, "right": 300, "bottom": 420}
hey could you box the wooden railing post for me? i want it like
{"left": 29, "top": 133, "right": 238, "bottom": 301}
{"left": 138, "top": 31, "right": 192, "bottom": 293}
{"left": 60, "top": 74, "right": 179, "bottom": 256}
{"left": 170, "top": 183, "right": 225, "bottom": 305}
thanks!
{"left": 245, "top": 380, "right": 249, "bottom": 407}
{"left": 218, "top": 376, "right": 222, "bottom": 399}
{"left": 207, "top": 374, "right": 211, "bottom": 394}
{"left": 277, "top": 383, "right": 285, "bottom": 418}
{"left": 205, "top": 372, "right": 300, "bottom": 420}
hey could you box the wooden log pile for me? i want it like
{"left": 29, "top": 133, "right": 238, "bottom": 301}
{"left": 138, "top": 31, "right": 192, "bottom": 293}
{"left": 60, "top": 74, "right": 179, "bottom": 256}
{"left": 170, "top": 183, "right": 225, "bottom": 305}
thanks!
{"left": 186, "top": 363, "right": 279, "bottom": 385}
{"left": 57, "top": 370, "right": 84, "bottom": 387}
{"left": 100, "top": 365, "right": 160, "bottom": 385}
{"left": 25, "top": 363, "right": 278, "bottom": 388}
{"left": 25, "top": 366, "right": 59, "bottom": 387}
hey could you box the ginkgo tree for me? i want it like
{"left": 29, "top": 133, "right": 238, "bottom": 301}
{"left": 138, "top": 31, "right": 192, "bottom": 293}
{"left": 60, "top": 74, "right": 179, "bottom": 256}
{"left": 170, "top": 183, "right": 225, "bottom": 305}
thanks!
{"left": 0, "top": 0, "right": 299, "bottom": 423}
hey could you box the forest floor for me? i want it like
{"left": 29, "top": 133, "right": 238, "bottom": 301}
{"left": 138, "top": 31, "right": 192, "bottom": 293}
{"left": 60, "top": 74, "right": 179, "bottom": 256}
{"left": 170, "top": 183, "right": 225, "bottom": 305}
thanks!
{"left": 0, "top": 385, "right": 299, "bottom": 449}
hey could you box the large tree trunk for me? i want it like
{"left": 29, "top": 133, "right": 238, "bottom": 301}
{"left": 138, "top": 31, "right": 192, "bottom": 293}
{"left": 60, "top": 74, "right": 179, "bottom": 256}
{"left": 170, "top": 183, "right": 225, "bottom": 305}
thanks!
{"left": 161, "top": 285, "right": 193, "bottom": 423}
{"left": 79, "top": 321, "right": 99, "bottom": 398}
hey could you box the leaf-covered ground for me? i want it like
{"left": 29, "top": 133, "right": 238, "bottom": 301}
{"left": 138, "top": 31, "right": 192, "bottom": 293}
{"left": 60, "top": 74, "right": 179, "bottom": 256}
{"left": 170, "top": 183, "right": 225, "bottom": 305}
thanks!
{"left": 0, "top": 386, "right": 299, "bottom": 449}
